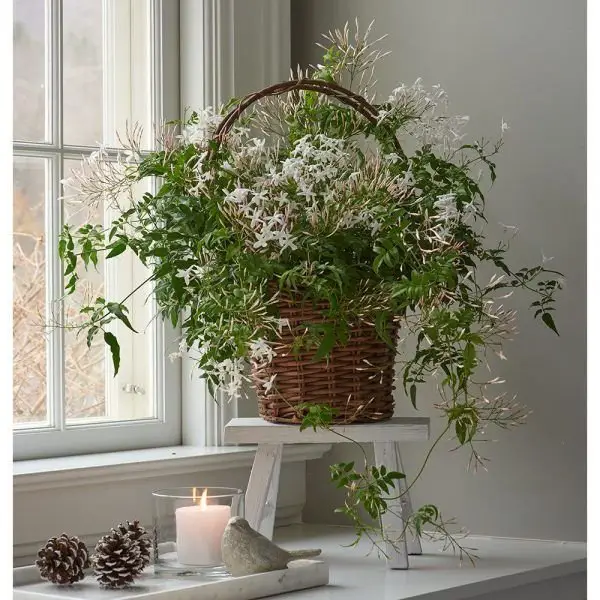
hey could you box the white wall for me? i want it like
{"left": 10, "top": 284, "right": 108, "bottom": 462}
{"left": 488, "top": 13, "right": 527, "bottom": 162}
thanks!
{"left": 292, "top": 0, "right": 586, "bottom": 541}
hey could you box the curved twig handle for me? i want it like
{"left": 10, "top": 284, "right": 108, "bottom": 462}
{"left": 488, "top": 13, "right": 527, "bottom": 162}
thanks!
{"left": 212, "top": 78, "right": 405, "bottom": 158}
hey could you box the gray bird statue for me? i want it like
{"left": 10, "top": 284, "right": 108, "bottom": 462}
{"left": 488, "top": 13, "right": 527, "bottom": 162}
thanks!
{"left": 221, "top": 516, "right": 322, "bottom": 577}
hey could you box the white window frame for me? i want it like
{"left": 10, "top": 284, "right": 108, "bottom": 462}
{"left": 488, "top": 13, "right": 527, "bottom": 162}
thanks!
{"left": 179, "top": 0, "right": 292, "bottom": 447}
{"left": 13, "top": 0, "right": 181, "bottom": 460}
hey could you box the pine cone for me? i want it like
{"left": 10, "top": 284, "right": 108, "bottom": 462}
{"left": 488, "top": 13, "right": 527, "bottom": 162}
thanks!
{"left": 93, "top": 529, "right": 144, "bottom": 589}
{"left": 35, "top": 533, "right": 90, "bottom": 585}
{"left": 115, "top": 520, "right": 152, "bottom": 567}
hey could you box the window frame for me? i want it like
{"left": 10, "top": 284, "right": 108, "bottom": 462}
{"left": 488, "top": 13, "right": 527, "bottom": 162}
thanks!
{"left": 13, "top": 0, "right": 182, "bottom": 461}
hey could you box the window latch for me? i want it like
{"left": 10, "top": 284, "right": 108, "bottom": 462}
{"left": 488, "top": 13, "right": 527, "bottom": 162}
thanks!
{"left": 122, "top": 383, "right": 146, "bottom": 395}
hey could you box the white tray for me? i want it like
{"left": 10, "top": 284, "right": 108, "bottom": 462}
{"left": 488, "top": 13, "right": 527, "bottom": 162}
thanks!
{"left": 13, "top": 560, "right": 329, "bottom": 600}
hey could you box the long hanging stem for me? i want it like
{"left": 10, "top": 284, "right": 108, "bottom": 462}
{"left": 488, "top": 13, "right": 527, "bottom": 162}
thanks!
{"left": 390, "top": 422, "right": 452, "bottom": 501}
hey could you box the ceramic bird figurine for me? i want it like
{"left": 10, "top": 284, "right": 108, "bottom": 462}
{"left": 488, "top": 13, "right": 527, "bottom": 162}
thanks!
{"left": 221, "top": 516, "right": 322, "bottom": 577}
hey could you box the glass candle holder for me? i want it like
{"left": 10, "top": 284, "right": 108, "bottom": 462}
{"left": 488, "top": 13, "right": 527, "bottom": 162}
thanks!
{"left": 152, "top": 486, "right": 244, "bottom": 578}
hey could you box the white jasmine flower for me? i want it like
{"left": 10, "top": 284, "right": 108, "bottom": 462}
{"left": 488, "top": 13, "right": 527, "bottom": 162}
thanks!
{"left": 297, "top": 185, "right": 316, "bottom": 200}
{"left": 277, "top": 318, "right": 290, "bottom": 333}
{"left": 383, "top": 152, "right": 401, "bottom": 164}
{"left": 205, "top": 356, "right": 247, "bottom": 400}
{"left": 369, "top": 220, "right": 382, "bottom": 236}
{"left": 176, "top": 265, "right": 205, "bottom": 286}
{"left": 252, "top": 231, "right": 271, "bottom": 249}
{"left": 275, "top": 231, "right": 298, "bottom": 252}
{"left": 249, "top": 208, "right": 264, "bottom": 228}
{"left": 430, "top": 224, "right": 454, "bottom": 243}
{"left": 224, "top": 187, "right": 251, "bottom": 204}
{"left": 250, "top": 338, "right": 276, "bottom": 363}
{"left": 262, "top": 374, "right": 277, "bottom": 393}
{"left": 176, "top": 267, "right": 194, "bottom": 286}
{"left": 224, "top": 380, "right": 241, "bottom": 399}
{"left": 433, "top": 193, "right": 459, "bottom": 221}
{"left": 251, "top": 138, "right": 266, "bottom": 152}
{"left": 501, "top": 119, "right": 510, "bottom": 134}
{"left": 180, "top": 108, "right": 223, "bottom": 145}
{"left": 274, "top": 190, "right": 290, "bottom": 205}
{"left": 462, "top": 201, "right": 478, "bottom": 221}
{"left": 250, "top": 190, "right": 269, "bottom": 206}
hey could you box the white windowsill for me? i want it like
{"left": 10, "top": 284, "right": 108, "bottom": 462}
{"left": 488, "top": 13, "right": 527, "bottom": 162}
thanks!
{"left": 273, "top": 524, "right": 586, "bottom": 600}
{"left": 13, "top": 443, "right": 333, "bottom": 492}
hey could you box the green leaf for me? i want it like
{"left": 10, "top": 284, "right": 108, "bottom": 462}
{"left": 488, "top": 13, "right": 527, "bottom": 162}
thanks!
{"left": 106, "top": 302, "right": 138, "bottom": 333}
{"left": 106, "top": 242, "right": 127, "bottom": 258}
{"left": 314, "top": 326, "right": 336, "bottom": 361}
{"left": 541, "top": 312, "right": 559, "bottom": 335}
{"left": 148, "top": 247, "right": 169, "bottom": 257}
{"left": 409, "top": 384, "right": 417, "bottom": 409}
{"left": 86, "top": 326, "right": 98, "bottom": 349}
{"left": 103, "top": 331, "right": 121, "bottom": 375}
{"left": 456, "top": 421, "right": 467, "bottom": 445}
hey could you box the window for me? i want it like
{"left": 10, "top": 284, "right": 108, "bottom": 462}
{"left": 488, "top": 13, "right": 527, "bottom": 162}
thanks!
{"left": 13, "top": 0, "right": 181, "bottom": 460}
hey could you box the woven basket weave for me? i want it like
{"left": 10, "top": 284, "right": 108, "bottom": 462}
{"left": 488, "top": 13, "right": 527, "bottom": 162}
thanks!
{"left": 214, "top": 79, "right": 402, "bottom": 425}
{"left": 251, "top": 291, "right": 397, "bottom": 424}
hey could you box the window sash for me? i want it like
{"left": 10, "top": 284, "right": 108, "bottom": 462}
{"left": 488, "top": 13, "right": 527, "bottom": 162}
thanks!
{"left": 13, "top": 0, "right": 182, "bottom": 460}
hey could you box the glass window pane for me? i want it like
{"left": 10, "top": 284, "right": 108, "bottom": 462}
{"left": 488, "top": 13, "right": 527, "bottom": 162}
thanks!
{"left": 13, "top": 0, "right": 47, "bottom": 142}
{"left": 63, "top": 0, "right": 153, "bottom": 149}
{"left": 62, "top": 159, "right": 154, "bottom": 424}
{"left": 13, "top": 156, "right": 48, "bottom": 425}
{"left": 62, "top": 159, "right": 106, "bottom": 420}
{"left": 62, "top": 0, "right": 103, "bottom": 146}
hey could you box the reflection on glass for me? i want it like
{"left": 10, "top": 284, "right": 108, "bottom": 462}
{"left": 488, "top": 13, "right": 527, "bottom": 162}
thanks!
{"left": 63, "top": 0, "right": 103, "bottom": 146}
{"left": 13, "top": 157, "right": 48, "bottom": 424}
{"left": 13, "top": 0, "right": 47, "bottom": 142}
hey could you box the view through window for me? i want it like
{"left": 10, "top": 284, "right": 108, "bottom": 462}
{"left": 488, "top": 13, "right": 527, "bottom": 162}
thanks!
{"left": 13, "top": 0, "right": 178, "bottom": 458}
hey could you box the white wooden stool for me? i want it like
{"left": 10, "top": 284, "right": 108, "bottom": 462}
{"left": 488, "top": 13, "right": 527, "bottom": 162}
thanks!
{"left": 224, "top": 417, "right": 430, "bottom": 569}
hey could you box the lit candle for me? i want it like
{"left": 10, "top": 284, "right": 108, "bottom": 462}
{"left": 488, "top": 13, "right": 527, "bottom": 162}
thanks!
{"left": 175, "top": 488, "right": 231, "bottom": 566}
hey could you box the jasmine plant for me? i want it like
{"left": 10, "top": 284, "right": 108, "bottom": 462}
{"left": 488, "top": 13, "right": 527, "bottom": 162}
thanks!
{"left": 59, "top": 22, "right": 562, "bottom": 562}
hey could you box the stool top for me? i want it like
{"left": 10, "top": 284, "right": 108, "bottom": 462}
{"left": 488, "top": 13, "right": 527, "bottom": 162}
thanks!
{"left": 224, "top": 417, "right": 430, "bottom": 445}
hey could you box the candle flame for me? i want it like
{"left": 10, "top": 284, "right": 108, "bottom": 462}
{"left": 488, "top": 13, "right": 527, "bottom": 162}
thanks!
{"left": 192, "top": 487, "right": 208, "bottom": 509}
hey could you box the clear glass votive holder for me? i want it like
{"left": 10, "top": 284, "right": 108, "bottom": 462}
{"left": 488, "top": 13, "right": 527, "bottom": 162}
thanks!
{"left": 152, "top": 486, "right": 244, "bottom": 578}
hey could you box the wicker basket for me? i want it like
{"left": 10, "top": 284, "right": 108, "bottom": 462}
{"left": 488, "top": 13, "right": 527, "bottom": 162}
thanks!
{"left": 213, "top": 79, "right": 402, "bottom": 425}
{"left": 251, "top": 291, "right": 397, "bottom": 424}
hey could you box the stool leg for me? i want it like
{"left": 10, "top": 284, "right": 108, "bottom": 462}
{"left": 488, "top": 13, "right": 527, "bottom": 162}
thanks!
{"left": 374, "top": 441, "right": 409, "bottom": 569}
{"left": 374, "top": 441, "right": 422, "bottom": 555}
{"left": 392, "top": 442, "right": 422, "bottom": 555}
{"left": 245, "top": 443, "right": 283, "bottom": 540}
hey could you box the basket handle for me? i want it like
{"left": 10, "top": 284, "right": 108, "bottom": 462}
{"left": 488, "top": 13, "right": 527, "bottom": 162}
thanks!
{"left": 212, "top": 78, "right": 405, "bottom": 157}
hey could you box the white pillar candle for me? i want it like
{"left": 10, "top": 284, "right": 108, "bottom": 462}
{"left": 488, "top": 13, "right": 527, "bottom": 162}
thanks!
{"left": 175, "top": 489, "right": 231, "bottom": 566}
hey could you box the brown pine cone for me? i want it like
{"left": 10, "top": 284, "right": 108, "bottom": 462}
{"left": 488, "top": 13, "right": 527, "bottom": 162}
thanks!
{"left": 93, "top": 529, "right": 144, "bottom": 589}
{"left": 115, "top": 520, "right": 152, "bottom": 567}
{"left": 35, "top": 533, "right": 90, "bottom": 585}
